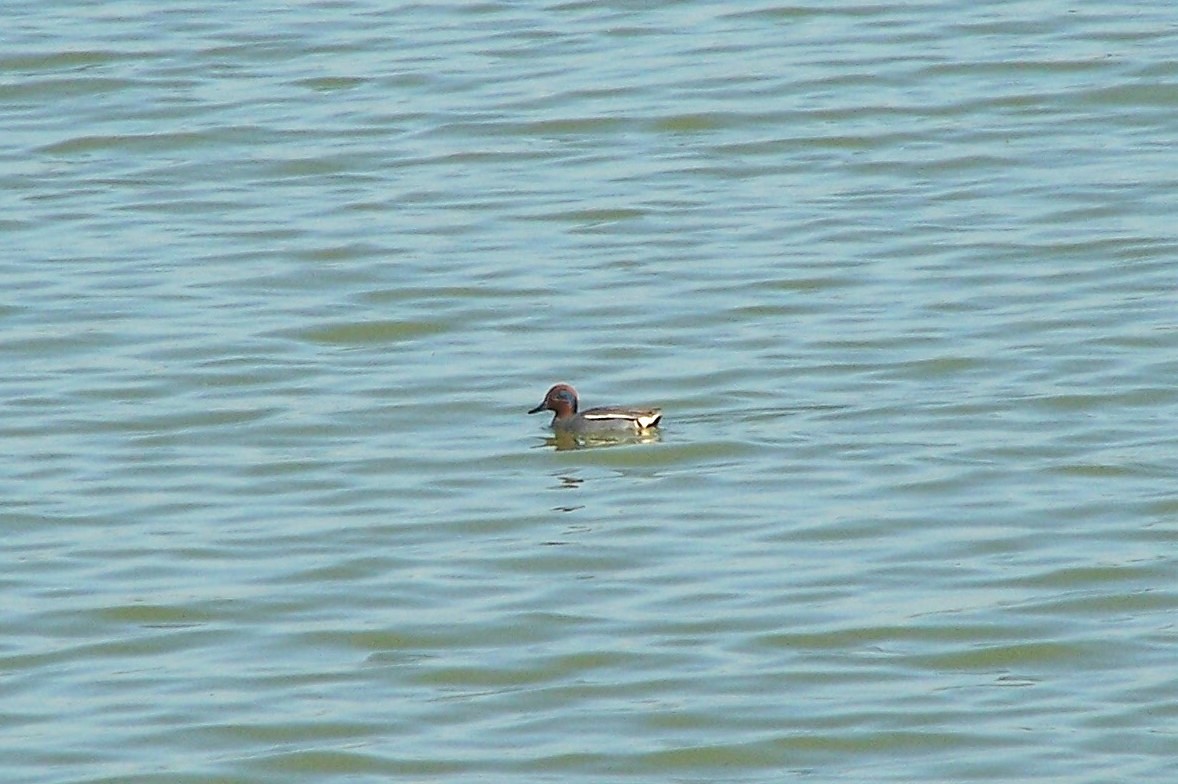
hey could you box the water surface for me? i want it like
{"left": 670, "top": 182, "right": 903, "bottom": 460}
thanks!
{"left": 3, "top": 1, "right": 1177, "bottom": 782}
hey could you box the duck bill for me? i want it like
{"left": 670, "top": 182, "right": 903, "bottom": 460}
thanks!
{"left": 528, "top": 402, "right": 547, "bottom": 414}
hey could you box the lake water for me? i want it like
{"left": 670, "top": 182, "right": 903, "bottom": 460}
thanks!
{"left": 3, "top": 1, "right": 1177, "bottom": 782}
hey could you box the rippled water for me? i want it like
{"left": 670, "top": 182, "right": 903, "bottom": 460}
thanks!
{"left": 4, "top": 1, "right": 1177, "bottom": 782}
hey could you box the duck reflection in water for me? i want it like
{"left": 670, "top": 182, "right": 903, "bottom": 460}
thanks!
{"left": 541, "top": 428, "right": 662, "bottom": 451}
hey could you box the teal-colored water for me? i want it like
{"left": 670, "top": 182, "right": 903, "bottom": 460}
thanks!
{"left": 4, "top": 2, "right": 1177, "bottom": 782}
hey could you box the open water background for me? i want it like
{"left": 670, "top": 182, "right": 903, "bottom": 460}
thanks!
{"left": 3, "top": 1, "right": 1177, "bottom": 781}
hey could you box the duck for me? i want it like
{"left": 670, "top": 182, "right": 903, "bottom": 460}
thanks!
{"left": 528, "top": 383, "right": 662, "bottom": 434}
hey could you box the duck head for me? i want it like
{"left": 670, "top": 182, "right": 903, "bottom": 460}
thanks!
{"left": 528, "top": 383, "right": 578, "bottom": 417}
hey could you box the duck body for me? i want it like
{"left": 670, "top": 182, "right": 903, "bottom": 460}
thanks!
{"left": 528, "top": 383, "right": 662, "bottom": 435}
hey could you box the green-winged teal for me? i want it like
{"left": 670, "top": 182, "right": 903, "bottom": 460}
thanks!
{"left": 528, "top": 383, "right": 662, "bottom": 434}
